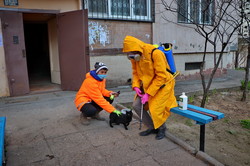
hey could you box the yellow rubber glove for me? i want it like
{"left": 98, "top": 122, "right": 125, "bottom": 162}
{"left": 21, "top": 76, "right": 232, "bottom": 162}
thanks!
{"left": 113, "top": 110, "right": 122, "bottom": 116}
{"left": 110, "top": 95, "right": 115, "bottom": 100}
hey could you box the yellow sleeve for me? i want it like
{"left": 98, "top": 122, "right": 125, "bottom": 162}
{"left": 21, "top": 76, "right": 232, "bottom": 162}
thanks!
{"left": 131, "top": 60, "right": 141, "bottom": 88}
{"left": 146, "top": 50, "right": 173, "bottom": 96}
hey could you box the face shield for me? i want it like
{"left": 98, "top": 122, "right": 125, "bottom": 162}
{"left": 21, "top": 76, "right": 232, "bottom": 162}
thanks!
{"left": 127, "top": 54, "right": 141, "bottom": 61}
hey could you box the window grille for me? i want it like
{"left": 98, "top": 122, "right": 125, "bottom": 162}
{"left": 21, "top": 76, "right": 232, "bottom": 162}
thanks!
{"left": 4, "top": 0, "right": 18, "bottom": 6}
{"left": 83, "top": 0, "right": 154, "bottom": 22}
{"left": 177, "top": 0, "right": 214, "bottom": 25}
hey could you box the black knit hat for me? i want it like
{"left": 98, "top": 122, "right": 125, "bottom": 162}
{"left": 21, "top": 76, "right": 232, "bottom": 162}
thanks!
{"left": 94, "top": 62, "right": 108, "bottom": 73}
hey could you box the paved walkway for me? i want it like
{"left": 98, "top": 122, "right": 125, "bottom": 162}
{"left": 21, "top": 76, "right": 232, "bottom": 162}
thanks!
{"left": 0, "top": 69, "right": 246, "bottom": 166}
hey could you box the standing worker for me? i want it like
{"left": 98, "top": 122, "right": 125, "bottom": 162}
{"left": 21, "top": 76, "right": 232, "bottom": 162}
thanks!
{"left": 74, "top": 62, "right": 121, "bottom": 125}
{"left": 123, "top": 36, "right": 178, "bottom": 140}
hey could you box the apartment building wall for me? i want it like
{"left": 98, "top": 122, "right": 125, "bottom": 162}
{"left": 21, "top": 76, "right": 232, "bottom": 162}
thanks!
{"left": 153, "top": 0, "right": 237, "bottom": 79}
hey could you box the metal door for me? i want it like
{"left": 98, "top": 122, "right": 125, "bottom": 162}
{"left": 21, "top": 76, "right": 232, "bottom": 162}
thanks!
{"left": 58, "top": 10, "right": 90, "bottom": 91}
{"left": 1, "top": 11, "right": 29, "bottom": 96}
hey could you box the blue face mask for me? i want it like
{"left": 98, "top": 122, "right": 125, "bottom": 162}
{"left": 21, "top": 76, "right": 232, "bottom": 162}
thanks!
{"left": 97, "top": 74, "right": 107, "bottom": 80}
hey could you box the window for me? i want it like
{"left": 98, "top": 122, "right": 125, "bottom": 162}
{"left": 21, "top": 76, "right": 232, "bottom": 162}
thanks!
{"left": 185, "top": 62, "right": 202, "bottom": 70}
{"left": 83, "top": 0, "right": 153, "bottom": 22}
{"left": 4, "top": 0, "right": 18, "bottom": 6}
{"left": 177, "top": 0, "right": 214, "bottom": 25}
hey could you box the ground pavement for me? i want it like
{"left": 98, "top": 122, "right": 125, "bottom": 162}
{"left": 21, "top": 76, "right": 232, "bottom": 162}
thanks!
{"left": 0, "top": 69, "right": 246, "bottom": 166}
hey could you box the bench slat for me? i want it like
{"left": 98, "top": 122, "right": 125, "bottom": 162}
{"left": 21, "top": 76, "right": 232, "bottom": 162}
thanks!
{"left": 170, "top": 107, "right": 213, "bottom": 124}
{"left": 187, "top": 104, "right": 224, "bottom": 119}
{"left": 0, "top": 117, "right": 6, "bottom": 166}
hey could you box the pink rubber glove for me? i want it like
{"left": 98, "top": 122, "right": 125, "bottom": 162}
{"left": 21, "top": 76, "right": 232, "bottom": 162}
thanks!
{"left": 141, "top": 93, "right": 149, "bottom": 104}
{"left": 133, "top": 87, "right": 143, "bottom": 97}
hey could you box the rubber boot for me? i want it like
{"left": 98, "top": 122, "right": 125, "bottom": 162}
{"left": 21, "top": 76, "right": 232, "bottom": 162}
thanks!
{"left": 139, "top": 128, "right": 158, "bottom": 136}
{"left": 155, "top": 124, "right": 166, "bottom": 140}
{"left": 80, "top": 113, "right": 90, "bottom": 125}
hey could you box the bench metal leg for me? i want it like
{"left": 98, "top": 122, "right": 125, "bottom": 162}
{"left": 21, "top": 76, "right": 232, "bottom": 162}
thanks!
{"left": 200, "top": 124, "right": 205, "bottom": 152}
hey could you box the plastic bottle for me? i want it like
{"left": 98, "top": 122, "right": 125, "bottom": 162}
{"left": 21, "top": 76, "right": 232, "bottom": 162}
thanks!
{"left": 179, "top": 92, "right": 188, "bottom": 110}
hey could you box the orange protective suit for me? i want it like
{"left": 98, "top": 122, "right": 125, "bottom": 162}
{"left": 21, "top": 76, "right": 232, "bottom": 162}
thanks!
{"left": 74, "top": 72, "right": 115, "bottom": 113}
{"left": 123, "top": 36, "right": 178, "bottom": 129}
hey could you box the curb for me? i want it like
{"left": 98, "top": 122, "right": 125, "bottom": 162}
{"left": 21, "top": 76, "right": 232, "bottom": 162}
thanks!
{"left": 165, "top": 132, "right": 197, "bottom": 154}
{"left": 196, "top": 151, "right": 224, "bottom": 166}
{"left": 165, "top": 132, "right": 224, "bottom": 166}
{"left": 115, "top": 102, "right": 225, "bottom": 166}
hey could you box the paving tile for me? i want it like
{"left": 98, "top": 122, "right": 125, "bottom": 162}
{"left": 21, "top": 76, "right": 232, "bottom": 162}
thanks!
{"left": 6, "top": 139, "right": 52, "bottom": 166}
{"left": 46, "top": 132, "right": 91, "bottom": 158}
{"left": 29, "top": 157, "right": 60, "bottom": 166}
{"left": 153, "top": 148, "right": 209, "bottom": 166}
{"left": 82, "top": 125, "right": 125, "bottom": 147}
{"left": 41, "top": 120, "right": 78, "bottom": 139}
{"left": 82, "top": 138, "right": 148, "bottom": 166}
{"left": 133, "top": 136, "right": 179, "bottom": 155}
{"left": 125, "top": 156, "right": 161, "bottom": 166}
{"left": 6, "top": 129, "right": 45, "bottom": 146}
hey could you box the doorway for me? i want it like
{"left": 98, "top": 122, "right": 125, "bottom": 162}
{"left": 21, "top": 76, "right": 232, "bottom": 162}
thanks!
{"left": 23, "top": 22, "right": 60, "bottom": 93}
{"left": 1, "top": 10, "right": 88, "bottom": 96}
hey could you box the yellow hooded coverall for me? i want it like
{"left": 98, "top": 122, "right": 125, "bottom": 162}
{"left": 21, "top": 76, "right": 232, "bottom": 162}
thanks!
{"left": 123, "top": 36, "right": 178, "bottom": 129}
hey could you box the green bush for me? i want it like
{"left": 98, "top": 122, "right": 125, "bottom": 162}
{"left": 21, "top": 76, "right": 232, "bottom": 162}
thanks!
{"left": 240, "top": 80, "right": 250, "bottom": 90}
{"left": 240, "top": 119, "right": 250, "bottom": 129}
{"left": 235, "top": 67, "right": 245, "bottom": 71}
{"left": 188, "top": 95, "right": 195, "bottom": 104}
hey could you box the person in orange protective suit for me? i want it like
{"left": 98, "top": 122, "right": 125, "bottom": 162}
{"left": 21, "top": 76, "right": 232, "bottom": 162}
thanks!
{"left": 123, "top": 36, "right": 178, "bottom": 140}
{"left": 75, "top": 62, "right": 121, "bottom": 125}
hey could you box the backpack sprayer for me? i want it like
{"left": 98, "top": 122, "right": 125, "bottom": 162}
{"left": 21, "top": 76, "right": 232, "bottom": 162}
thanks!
{"left": 152, "top": 43, "right": 180, "bottom": 85}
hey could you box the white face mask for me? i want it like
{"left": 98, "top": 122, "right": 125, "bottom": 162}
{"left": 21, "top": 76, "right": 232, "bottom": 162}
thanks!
{"left": 127, "top": 54, "right": 140, "bottom": 61}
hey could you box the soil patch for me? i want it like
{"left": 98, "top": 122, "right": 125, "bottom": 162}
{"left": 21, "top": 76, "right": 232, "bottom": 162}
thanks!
{"left": 121, "top": 88, "right": 250, "bottom": 166}
{"left": 166, "top": 88, "right": 250, "bottom": 166}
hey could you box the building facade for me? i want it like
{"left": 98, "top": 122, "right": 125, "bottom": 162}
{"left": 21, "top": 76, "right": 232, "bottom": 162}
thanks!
{"left": 84, "top": 0, "right": 237, "bottom": 87}
{"left": 0, "top": 0, "right": 238, "bottom": 97}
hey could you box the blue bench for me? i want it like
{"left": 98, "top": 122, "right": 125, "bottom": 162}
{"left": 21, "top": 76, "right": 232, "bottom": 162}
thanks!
{"left": 0, "top": 117, "right": 6, "bottom": 166}
{"left": 170, "top": 104, "right": 224, "bottom": 152}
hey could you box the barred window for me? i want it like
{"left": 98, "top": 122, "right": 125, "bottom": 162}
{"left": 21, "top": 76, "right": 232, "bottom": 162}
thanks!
{"left": 4, "top": 0, "right": 18, "bottom": 6}
{"left": 178, "top": 0, "right": 214, "bottom": 25}
{"left": 83, "top": 0, "right": 154, "bottom": 22}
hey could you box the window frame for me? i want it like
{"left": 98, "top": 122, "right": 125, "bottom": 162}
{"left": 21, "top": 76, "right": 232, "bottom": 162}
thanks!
{"left": 83, "top": 0, "right": 154, "bottom": 22}
{"left": 177, "top": 0, "right": 214, "bottom": 25}
{"left": 4, "top": 0, "right": 18, "bottom": 6}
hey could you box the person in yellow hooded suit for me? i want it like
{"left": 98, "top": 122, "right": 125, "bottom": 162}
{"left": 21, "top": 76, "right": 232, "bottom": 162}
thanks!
{"left": 123, "top": 36, "right": 178, "bottom": 140}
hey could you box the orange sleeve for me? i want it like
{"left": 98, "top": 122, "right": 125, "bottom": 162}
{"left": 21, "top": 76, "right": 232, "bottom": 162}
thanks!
{"left": 84, "top": 79, "right": 115, "bottom": 113}
{"left": 101, "top": 79, "right": 112, "bottom": 97}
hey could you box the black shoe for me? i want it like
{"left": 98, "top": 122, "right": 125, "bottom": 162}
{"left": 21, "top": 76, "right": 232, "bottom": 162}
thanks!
{"left": 139, "top": 129, "right": 158, "bottom": 136}
{"left": 155, "top": 128, "right": 166, "bottom": 140}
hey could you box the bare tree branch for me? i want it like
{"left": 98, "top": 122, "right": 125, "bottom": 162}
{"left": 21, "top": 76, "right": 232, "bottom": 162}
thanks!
{"left": 160, "top": 0, "right": 244, "bottom": 107}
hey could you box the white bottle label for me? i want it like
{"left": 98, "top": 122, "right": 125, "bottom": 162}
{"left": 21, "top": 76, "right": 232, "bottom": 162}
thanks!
{"left": 179, "top": 93, "right": 188, "bottom": 110}
{"left": 179, "top": 98, "right": 183, "bottom": 109}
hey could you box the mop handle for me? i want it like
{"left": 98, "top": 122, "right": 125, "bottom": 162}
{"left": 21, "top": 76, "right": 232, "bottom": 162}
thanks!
{"left": 139, "top": 103, "right": 143, "bottom": 130}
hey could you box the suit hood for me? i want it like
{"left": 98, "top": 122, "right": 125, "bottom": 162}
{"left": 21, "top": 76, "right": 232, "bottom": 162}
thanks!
{"left": 123, "top": 36, "right": 146, "bottom": 54}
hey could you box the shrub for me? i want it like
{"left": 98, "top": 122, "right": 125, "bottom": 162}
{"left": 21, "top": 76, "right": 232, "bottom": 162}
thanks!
{"left": 188, "top": 95, "right": 195, "bottom": 104}
{"left": 240, "top": 119, "right": 250, "bottom": 129}
{"left": 240, "top": 80, "right": 250, "bottom": 90}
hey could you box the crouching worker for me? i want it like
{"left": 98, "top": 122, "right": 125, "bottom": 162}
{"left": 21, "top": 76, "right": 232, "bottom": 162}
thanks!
{"left": 123, "top": 36, "right": 178, "bottom": 140}
{"left": 74, "top": 62, "right": 121, "bottom": 125}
